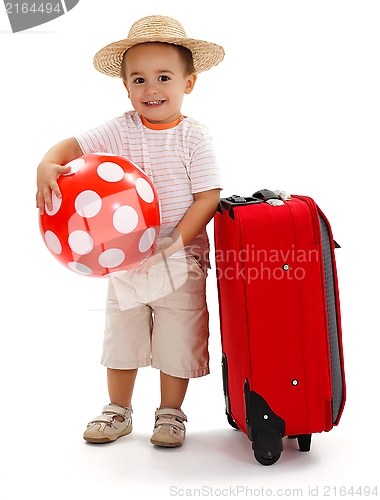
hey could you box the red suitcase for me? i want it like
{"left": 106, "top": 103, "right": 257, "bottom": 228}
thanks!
{"left": 214, "top": 189, "right": 345, "bottom": 465}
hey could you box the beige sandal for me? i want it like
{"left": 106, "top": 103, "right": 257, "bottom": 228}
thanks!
{"left": 150, "top": 407, "right": 187, "bottom": 447}
{"left": 83, "top": 403, "right": 132, "bottom": 443}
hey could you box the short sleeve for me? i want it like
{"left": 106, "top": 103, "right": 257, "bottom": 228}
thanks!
{"left": 189, "top": 128, "right": 223, "bottom": 194}
{"left": 74, "top": 117, "right": 125, "bottom": 155}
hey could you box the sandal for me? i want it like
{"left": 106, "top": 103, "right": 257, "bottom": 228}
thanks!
{"left": 150, "top": 407, "right": 187, "bottom": 447}
{"left": 83, "top": 403, "right": 132, "bottom": 443}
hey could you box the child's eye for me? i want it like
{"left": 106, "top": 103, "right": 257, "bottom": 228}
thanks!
{"left": 134, "top": 77, "right": 145, "bottom": 84}
{"left": 158, "top": 75, "right": 170, "bottom": 82}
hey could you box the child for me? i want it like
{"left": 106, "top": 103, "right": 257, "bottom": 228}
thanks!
{"left": 36, "top": 15, "right": 224, "bottom": 448}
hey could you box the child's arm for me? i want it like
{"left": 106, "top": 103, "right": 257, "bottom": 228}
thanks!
{"left": 136, "top": 188, "right": 221, "bottom": 273}
{"left": 172, "top": 188, "right": 221, "bottom": 251}
{"left": 36, "top": 138, "right": 83, "bottom": 214}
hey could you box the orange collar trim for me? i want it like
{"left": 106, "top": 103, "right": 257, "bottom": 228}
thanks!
{"left": 140, "top": 115, "right": 183, "bottom": 130}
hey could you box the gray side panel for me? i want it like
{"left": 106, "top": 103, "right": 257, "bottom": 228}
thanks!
{"left": 319, "top": 215, "right": 344, "bottom": 423}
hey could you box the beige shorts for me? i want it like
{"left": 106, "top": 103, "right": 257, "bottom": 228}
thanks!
{"left": 101, "top": 255, "right": 209, "bottom": 378}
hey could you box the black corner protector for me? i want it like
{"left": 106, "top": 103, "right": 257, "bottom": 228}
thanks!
{"left": 244, "top": 380, "right": 285, "bottom": 455}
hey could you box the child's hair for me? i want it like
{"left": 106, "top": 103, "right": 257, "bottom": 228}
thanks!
{"left": 121, "top": 42, "right": 196, "bottom": 80}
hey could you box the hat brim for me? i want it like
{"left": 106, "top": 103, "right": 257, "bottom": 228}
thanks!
{"left": 93, "top": 36, "right": 225, "bottom": 77}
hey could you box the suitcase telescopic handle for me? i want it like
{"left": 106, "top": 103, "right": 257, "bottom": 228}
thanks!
{"left": 217, "top": 195, "right": 262, "bottom": 219}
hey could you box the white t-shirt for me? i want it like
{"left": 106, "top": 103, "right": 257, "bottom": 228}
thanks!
{"left": 74, "top": 111, "right": 223, "bottom": 264}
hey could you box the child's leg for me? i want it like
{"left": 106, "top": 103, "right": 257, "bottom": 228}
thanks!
{"left": 107, "top": 367, "right": 138, "bottom": 409}
{"left": 159, "top": 371, "right": 189, "bottom": 409}
{"left": 149, "top": 257, "right": 208, "bottom": 447}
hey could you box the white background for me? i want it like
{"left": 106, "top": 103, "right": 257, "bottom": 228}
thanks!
{"left": 0, "top": 0, "right": 379, "bottom": 498}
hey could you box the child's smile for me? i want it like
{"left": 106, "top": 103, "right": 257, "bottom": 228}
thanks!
{"left": 143, "top": 99, "right": 166, "bottom": 107}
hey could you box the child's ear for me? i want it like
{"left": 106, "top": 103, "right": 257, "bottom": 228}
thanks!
{"left": 184, "top": 73, "right": 197, "bottom": 95}
{"left": 122, "top": 80, "right": 131, "bottom": 99}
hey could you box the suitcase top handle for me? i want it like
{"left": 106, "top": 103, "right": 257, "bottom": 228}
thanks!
{"left": 253, "top": 189, "right": 282, "bottom": 202}
{"left": 254, "top": 189, "right": 291, "bottom": 202}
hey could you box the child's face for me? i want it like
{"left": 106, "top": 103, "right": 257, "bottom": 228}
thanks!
{"left": 123, "top": 43, "right": 196, "bottom": 124}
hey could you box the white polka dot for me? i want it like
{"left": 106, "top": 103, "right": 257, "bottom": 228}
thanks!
{"left": 68, "top": 230, "right": 94, "bottom": 255}
{"left": 63, "top": 157, "right": 85, "bottom": 175}
{"left": 45, "top": 191, "right": 62, "bottom": 216}
{"left": 113, "top": 205, "right": 138, "bottom": 234}
{"left": 68, "top": 262, "right": 93, "bottom": 275}
{"left": 139, "top": 228, "right": 156, "bottom": 253}
{"left": 136, "top": 178, "right": 154, "bottom": 203}
{"left": 98, "top": 248, "right": 125, "bottom": 269}
{"left": 97, "top": 162, "right": 125, "bottom": 182}
{"left": 74, "top": 190, "right": 102, "bottom": 218}
{"left": 45, "top": 230, "right": 62, "bottom": 254}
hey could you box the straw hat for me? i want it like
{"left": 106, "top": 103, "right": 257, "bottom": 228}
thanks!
{"left": 93, "top": 15, "right": 225, "bottom": 77}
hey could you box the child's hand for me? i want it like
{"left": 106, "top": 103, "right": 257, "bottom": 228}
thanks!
{"left": 135, "top": 237, "right": 175, "bottom": 274}
{"left": 36, "top": 161, "right": 72, "bottom": 214}
{"left": 35, "top": 137, "right": 82, "bottom": 214}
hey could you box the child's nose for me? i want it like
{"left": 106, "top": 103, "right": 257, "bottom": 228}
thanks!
{"left": 145, "top": 83, "right": 158, "bottom": 95}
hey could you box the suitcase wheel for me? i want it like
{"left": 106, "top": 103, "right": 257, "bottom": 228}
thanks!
{"left": 253, "top": 450, "right": 281, "bottom": 466}
{"left": 252, "top": 428, "right": 284, "bottom": 466}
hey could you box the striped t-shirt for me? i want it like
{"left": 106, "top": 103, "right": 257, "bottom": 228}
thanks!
{"left": 74, "top": 111, "right": 223, "bottom": 263}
